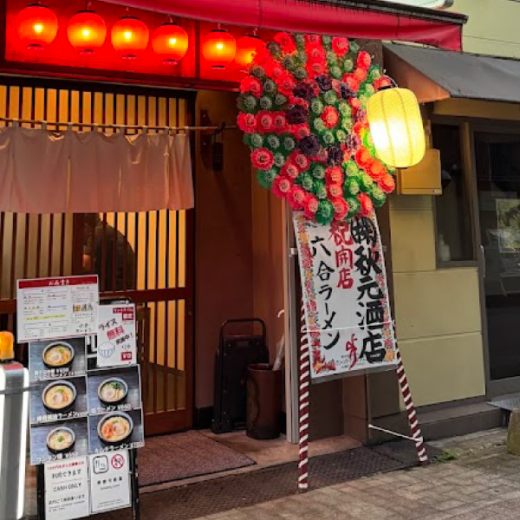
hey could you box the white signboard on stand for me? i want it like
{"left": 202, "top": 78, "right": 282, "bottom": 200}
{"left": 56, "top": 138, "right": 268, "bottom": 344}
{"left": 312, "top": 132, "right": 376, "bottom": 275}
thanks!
{"left": 293, "top": 212, "right": 397, "bottom": 381}
{"left": 44, "top": 457, "right": 90, "bottom": 520}
{"left": 17, "top": 276, "right": 99, "bottom": 343}
{"left": 89, "top": 450, "right": 131, "bottom": 514}
{"left": 97, "top": 304, "right": 137, "bottom": 367}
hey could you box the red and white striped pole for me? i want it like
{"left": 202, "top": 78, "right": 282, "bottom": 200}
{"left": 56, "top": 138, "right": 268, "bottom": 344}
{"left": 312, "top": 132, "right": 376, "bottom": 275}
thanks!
{"left": 298, "top": 302, "right": 311, "bottom": 491}
{"left": 395, "top": 346, "right": 429, "bottom": 465}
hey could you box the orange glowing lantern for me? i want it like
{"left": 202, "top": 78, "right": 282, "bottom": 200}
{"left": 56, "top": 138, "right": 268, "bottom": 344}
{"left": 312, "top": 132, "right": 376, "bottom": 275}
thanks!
{"left": 111, "top": 16, "right": 149, "bottom": 59}
{"left": 16, "top": 3, "right": 58, "bottom": 50}
{"left": 202, "top": 29, "right": 236, "bottom": 70}
{"left": 67, "top": 10, "right": 107, "bottom": 55}
{"left": 235, "top": 34, "right": 264, "bottom": 68}
{"left": 151, "top": 23, "right": 188, "bottom": 65}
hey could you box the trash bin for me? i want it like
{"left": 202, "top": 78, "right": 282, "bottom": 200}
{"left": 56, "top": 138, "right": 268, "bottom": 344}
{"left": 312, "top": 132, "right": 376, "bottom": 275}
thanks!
{"left": 247, "top": 363, "right": 282, "bottom": 440}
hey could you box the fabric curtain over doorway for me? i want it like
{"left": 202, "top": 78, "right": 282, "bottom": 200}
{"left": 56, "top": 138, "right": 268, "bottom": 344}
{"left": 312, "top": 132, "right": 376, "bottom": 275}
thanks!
{"left": 0, "top": 126, "right": 194, "bottom": 214}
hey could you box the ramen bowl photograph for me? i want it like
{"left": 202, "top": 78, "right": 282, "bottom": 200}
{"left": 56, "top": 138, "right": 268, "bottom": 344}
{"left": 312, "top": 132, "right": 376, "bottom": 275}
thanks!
{"left": 42, "top": 380, "right": 77, "bottom": 413}
{"left": 42, "top": 341, "right": 75, "bottom": 369}
{"left": 46, "top": 426, "right": 76, "bottom": 454}
{"left": 89, "top": 409, "right": 144, "bottom": 453}
{"left": 98, "top": 378, "right": 129, "bottom": 406}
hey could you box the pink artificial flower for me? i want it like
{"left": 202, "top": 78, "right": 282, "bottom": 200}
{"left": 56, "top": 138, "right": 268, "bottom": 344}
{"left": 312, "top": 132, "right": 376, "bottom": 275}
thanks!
{"left": 327, "top": 183, "right": 343, "bottom": 199}
{"left": 240, "top": 76, "right": 263, "bottom": 98}
{"left": 291, "top": 151, "right": 310, "bottom": 171}
{"left": 290, "top": 124, "right": 311, "bottom": 140}
{"left": 321, "top": 106, "right": 340, "bottom": 129}
{"left": 272, "top": 112, "right": 288, "bottom": 134}
{"left": 315, "top": 147, "right": 329, "bottom": 163}
{"left": 288, "top": 186, "right": 308, "bottom": 210}
{"left": 256, "top": 111, "right": 274, "bottom": 133}
{"left": 332, "top": 198, "right": 349, "bottom": 220}
{"left": 325, "top": 166, "right": 344, "bottom": 185}
{"left": 304, "top": 195, "right": 319, "bottom": 219}
{"left": 237, "top": 113, "right": 257, "bottom": 134}
{"left": 272, "top": 176, "right": 293, "bottom": 199}
{"left": 332, "top": 37, "right": 349, "bottom": 56}
{"left": 251, "top": 148, "right": 275, "bottom": 170}
{"left": 281, "top": 162, "right": 300, "bottom": 179}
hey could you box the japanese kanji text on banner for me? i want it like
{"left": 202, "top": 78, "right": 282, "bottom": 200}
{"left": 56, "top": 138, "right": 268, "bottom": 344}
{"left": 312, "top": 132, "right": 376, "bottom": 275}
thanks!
{"left": 294, "top": 212, "right": 397, "bottom": 381}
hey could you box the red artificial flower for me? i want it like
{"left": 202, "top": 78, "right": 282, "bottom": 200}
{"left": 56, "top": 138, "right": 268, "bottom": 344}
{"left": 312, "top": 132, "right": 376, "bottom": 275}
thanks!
{"left": 327, "top": 183, "right": 343, "bottom": 199}
{"left": 355, "top": 147, "right": 371, "bottom": 168}
{"left": 342, "top": 145, "right": 352, "bottom": 163}
{"left": 321, "top": 106, "right": 340, "bottom": 129}
{"left": 354, "top": 67, "right": 367, "bottom": 83}
{"left": 240, "top": 76, "right": 263, "bottom": 98}
{"left": 380, "top": 174, "right": 396, "bottom": 194}
{"left": 274, "top": 32, "right": 297, "bottom": 54}
{"left": 251, "top": 148, "right": 274, "bottom": 170}
{"left": 307, "top": 45, "right": 326, "bottom": 63}
{"left": 256, "top": 111, "right": 274, "bottom": 133}
{"left": 325, "top": 166, "right": 344, "bottom": 185}
{"left": 306, "top": 61, "right": 326, "bottom": 79}
{"left": 332, "top": 37, "right": 349, "bottom": 56}
{"left": 375, "top": 76, "right": 392, "bottom": 91}
{"left": 358, "top": 193, "right": 374, "bottom": 216}
{"left": 370, "top": 161, "right": 385, "bottom": 180}
{"left": 265, "top": 59, "right": 285, "bottom": 80}
{"left": 290, "top": 124, "right": 311, "bottom": 140}
{"left": 237, "top": 113, "right": 257, "bottom": 134}
{"left": 288, "top": 96, "right": 309, "bottom": 108}
{"left": 349, "top": 97, "right": 361, "bottom": 112}
{"left": 304, "top": 195, "right": 319, "bottom": 219}
{"left": 305, "top": 34, "right": 322, "bottom": 47}
{"left": 281, "top": 162, "right": 300, "bottom": 179}
{"left": 357, "top": 51, "right": 371, "bottom": 70}
{"left": 288, "top": 185, "right": 308, "bottom": 210}
{"left": 353, "top": 122, "right": 365, "bottom": 136}
{"left": 291, "top": 151, "right": 310, "bottom": 171}
{"left": 343, "top": 74, "right": 360, "bottom": 93}
{"left": 272, "top": 112, "right": 288, "bottom": 134}
{"left": 332, "top": 198, "right": 349, "bottom": 220}
{"left": 276, "top": 72, "right": 296, "bottom": 96}
{"left": 273, "top": 176, "right": 293, "bottom": 199}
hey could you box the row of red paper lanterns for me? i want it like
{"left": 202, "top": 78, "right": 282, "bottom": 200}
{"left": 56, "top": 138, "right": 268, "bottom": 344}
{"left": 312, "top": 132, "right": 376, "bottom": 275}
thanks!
{"left": 16, "top": 3, "right": 266, "bottom": 68}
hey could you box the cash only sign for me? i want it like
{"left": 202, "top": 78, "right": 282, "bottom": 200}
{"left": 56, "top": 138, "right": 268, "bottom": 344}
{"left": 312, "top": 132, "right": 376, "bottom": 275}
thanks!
{"left": 17, "top": 275, "right": 143, "bottom": 520}
{"left": 294, "top": 212, "right": 397, "bottom": 380}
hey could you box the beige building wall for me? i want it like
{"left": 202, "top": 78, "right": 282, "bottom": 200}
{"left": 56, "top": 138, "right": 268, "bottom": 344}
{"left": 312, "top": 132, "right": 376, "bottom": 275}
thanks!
{"left": 450, "top": 0, "right": 520, "bottom": 58}
{"left": 389, "top": 193, "right": 485, "bottom": 407}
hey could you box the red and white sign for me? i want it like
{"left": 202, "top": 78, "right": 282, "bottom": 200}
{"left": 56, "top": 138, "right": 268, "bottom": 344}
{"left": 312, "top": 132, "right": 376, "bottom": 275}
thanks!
{"left": 97, "top": 304, "right": 137, "bottom": 367}
{"left": 17, "top": 276, "right": 99, "bottom": 342}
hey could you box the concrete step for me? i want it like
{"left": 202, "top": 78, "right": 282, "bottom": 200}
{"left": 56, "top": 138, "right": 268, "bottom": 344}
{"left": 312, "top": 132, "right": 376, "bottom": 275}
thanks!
{"left": 418, "top": 402, "right": 504, "bottom": 441}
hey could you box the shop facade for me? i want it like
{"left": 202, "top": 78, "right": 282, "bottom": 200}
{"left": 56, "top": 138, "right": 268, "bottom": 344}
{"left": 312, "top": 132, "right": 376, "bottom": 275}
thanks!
{"left": 0, "top": 0, "right": 475, "bottom": 458}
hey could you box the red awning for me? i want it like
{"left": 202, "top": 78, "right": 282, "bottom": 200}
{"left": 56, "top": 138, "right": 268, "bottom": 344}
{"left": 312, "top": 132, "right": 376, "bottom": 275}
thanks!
{"left": 100, "top": 0, "right": 466, "bottom": 51}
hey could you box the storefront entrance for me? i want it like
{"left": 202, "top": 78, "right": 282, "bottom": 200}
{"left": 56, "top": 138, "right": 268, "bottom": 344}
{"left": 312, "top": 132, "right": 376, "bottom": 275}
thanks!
{"left": 475, "top": 129, "right": 520, "bottom": 394}
{"left": 0, "top": 77, "right": 195, "bottom": 435}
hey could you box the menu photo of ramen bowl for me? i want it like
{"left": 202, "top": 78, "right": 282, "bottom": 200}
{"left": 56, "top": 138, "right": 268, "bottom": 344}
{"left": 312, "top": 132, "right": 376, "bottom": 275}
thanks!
{"left": 42, "top": 380, "right": 77, "bottom": 413}
{"left": 46, "top": 426, "right": 76, "bottom": 455}
{"left": 98, "top": 412, "right": 134, "bottom": 445}
{"left": 98, "top": 378, "right": 129, "bottom": 406}
{"left": 29, "top": 337, "right": 87, "bottom": 382}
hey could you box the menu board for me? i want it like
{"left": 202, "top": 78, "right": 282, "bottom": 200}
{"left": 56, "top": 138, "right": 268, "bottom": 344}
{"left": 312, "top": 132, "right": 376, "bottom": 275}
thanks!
{"left": 97, "top": 304, "right": 137, "bottom": 367}
{"left": 17, "top": 276, "right": 99, "bottom": 343}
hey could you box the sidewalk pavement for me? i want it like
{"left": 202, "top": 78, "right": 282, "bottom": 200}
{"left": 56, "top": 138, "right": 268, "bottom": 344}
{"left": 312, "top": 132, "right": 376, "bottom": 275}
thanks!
{"left": 198, "top": 428, "right": 520, "bottom": 520}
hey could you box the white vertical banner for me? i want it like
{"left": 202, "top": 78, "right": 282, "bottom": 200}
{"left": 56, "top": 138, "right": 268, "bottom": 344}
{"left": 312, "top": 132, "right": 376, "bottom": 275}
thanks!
{"left": 293, "top": 212, "right": 397, "bottom": 381}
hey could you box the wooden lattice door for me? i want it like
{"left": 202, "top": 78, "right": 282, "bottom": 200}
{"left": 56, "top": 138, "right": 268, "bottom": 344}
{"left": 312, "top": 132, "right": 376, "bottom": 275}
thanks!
{"left": 0, "top": 77, "right": 195, "bottom": 435}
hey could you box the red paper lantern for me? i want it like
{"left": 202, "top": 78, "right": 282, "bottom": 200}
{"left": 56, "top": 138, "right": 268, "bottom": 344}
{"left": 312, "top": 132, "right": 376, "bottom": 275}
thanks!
{"left": 111, "top": 16, "right": 149, "bottom": 59}
{"left": 67, "top": 10, "right": 107, "bottom": 55}
{"left": 16, "top": 3, "right": 58, "bottom": 50}
{"left": 202, "top": 29, "right": 236, "bottom": 70}
{"left": 151, "top": 23, "right": 188, "bottom": 65}
{"left": 235, "top": 34, "right": 265, "bottom": 68}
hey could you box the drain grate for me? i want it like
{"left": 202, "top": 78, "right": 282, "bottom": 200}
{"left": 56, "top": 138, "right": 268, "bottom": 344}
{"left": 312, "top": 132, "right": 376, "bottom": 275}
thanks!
{"left": 95, "top": 441, "right": 434, "bottom": 520}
